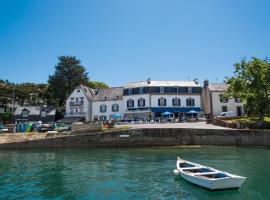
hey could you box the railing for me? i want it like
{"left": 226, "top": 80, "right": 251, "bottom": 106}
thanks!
{"left": 69, "top": 101, "right": 84, "bottom": 106}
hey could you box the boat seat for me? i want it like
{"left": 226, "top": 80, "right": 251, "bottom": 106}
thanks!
{"left": 194, "top": 172, "right": 221, "bottom": 176}
{"left": 181, "top": 166, "right": 204, "bottom": 170}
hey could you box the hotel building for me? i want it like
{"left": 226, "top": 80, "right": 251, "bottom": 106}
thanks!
{"left": 123, "top": 79, "right": 202, "bottom": 120}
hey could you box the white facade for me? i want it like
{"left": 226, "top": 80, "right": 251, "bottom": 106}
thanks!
{"left": 210, "top": 92, "right": 243, "bottom": 117}
{"left": 150, "top": 95, "right": 200, "bottom": 108}
{"left": 92, "top": 100, "right": 123, "bottom": 121}
{"left": 202, "top": 81, "right": 244, "bottom": 117}
{"left": 65, "top": 85, "right": 94, "bottom": 121}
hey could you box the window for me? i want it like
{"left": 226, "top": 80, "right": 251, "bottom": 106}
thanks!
{"left": 160, "top": 87, "right": 164, "bottom": 93}
{"left": 112, "top": 104, "right": 119, "bottom": 112}
{"left": 188, "top": 88, "right": 192, "bottom": 94}
{"left": 100, "top": 115, "right": 107, "bottom": 121}
{"left": 70, "top": 108, "right": 74, "bottom": 114}
{"left": 139, "top": 87, "right": 144, "bottom": 94}
{"left": 172, "top": 97, "right": 181, "bottom": 107}
{"left": 22, "top": 110, "right": 29, "bottom": 117}
{"left": 79, "top": 107, "right": 84, "bottom": 114}
{"left": 220, "top": 95, "right": 228, "bottom": 103}
{"left": 235, "top": 98, "right": 241, "bottom": 103}
{"left": 75, "top": 108, "right": 78, "bottom": 113}
{"left": 77, "top": 89, "right": 80, "bottom": 93}
{"left": 41, "top": 111, "right": 47, "bottom": 117}
{"left": 100, "top": 104, "right": 107, "bottom": 113}
{"left": 113, "top": 93, "right": 118, "bottom": 100}
{"left": 174, "top": 87, "right": 178, "bottom": 93}
{"left": 128, "top": 89, "right": 132, "bottom": 95}
{"left": 186, "top": 98, "right": 195, "bottom": 107}
{"left": 158, "top": 97, "right": 167, "bottom": 107}
{"left": 127, "top": 99, "right": 134, "bottom": 108}
{"left": 76, "top": 97, "right": 79, "bottom": 102}
{"left": 222, "top": 106, "right": 228, "bottom": 112}
{"left": 138, "top": 98, "right": 145, "bottom": 107}
{"left": 102, "top": 96, "right": 107, "bottom": 101}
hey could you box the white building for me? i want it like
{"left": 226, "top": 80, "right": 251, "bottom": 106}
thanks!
{"left": 202, "top": 80, "right": 244, "bottom": 117}
{"left": 92, "top": 87, "right": 123, "bottom": 121}
{"left": 123, "top": 80, "right": 202, "bottom": 120}
{"left": 65, "top": 84, "right": 95, "bottom": 121}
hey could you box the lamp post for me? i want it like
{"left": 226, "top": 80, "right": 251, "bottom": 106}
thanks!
{"left": 12, "top": 85, "right": 15, "bottom": 133}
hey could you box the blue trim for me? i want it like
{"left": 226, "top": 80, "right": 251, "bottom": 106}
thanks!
{"left": 151, "top": 107, "right": 201, "bottom": 113}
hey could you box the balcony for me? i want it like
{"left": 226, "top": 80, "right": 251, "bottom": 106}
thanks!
{"left": 69, "top": 101, "right": 84, "bottom": 106}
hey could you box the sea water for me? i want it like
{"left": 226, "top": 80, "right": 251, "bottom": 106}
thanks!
{"left": 0, "top": 146, "right": 269, "bottom": 200}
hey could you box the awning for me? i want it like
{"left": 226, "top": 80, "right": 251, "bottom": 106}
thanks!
{"left": 151, "top": 107, "right": 201, "bottom": 113}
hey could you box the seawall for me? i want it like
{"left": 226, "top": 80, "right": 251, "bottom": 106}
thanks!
{"left": 0, "top": 128, "right": 269, "bottom": 149}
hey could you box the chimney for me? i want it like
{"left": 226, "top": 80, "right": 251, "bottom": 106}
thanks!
{"left": 204, "top": 79, "right": 209, "bottom": 87}
{"left": 147, "top": 78, "right": 151, "bottom": 84}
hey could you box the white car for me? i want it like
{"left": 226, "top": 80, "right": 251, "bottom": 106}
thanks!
{"left": 217, "top": 111, "right": 236, "bottom": 118}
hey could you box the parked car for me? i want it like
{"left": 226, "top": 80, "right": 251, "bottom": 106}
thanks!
{"left": 0, "top": 124, "right": 9, "bottom": 133}
{"left": 217, "top": 111, "right": 236, "bottom": 118}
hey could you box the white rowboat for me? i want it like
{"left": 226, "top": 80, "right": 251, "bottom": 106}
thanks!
{"left": 173, "top": 157, "right": 246, "bottom": 190}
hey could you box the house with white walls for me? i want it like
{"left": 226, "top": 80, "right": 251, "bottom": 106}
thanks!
{"left": 123, "top": 79, "right": 202, "bottom": 120}
{"left": 65, "top": 84, "right": 95, "bottom": 122}
{"left": 92, "top": 87, "right": 123, "bottom": 121}
{"left": 201, "top": 80, "right": 244, "bottom": 118}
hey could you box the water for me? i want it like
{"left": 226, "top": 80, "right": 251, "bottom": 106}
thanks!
{"left": 0, "top": 147, "right": 269, "bottom": 200}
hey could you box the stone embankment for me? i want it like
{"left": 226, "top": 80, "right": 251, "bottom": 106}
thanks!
{"left": 0, "top": 128, "right": 269, "bottom": 149}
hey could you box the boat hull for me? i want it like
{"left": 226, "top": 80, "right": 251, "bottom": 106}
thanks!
{"left": 180, "top": 172, "right": 246, "bottom": 190}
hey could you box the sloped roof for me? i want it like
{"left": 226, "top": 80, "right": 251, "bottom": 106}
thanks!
{"left": 123, "top": 80, "right": 200, "bottom": 88}
{"left": 208, "top": 83, "right": 227, "bottom": 92}
{"left": 92, "top": 87, "right": 123, "bottom": 101}
{"left": 76, "top": 84, "right": 96, "bottom": 101}
{"left": 14, "top": 106, "right": 56, "bottom": 116}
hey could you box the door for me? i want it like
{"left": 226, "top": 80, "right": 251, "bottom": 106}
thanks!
{"left": 237, "top": 106, "right": 242, "bottom": 116}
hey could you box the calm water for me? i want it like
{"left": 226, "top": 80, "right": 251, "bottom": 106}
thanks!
{"left": 0, "top": 147, "right": 269, "bottom": 200}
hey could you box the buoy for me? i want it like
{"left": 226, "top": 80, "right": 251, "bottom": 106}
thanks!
{"left": 173, "top": 169, "right": 179, "bottom": 175}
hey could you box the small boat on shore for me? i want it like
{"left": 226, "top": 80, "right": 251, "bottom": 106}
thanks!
{"left": 173, "top": 157, "right": 246, "bottom": 190}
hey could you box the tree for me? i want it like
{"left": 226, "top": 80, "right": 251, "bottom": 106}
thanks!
{"left": 47, "top": 56, "right": 89, "bottom": 107}
{"left": 226, "top": 57, "right": 270, "bottom": 121}
{"left": 86, "top": 81, "right": 109, "bottom": 89}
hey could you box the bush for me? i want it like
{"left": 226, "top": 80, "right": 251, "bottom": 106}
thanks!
{"left": 0, "top": 112, "right": 12, "bottom": 124}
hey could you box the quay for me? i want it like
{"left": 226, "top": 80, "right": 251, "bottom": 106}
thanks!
{"left": 0, "top": 123, "right": 269, "bottom": 149}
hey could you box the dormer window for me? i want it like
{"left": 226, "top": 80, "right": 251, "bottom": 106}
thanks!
{"left": 102, "top": 96, "right": 107, "bottom": 101}
{"left": 160, "top": 87, "right": 164, "bottom": 93}
{"left": 128, "top": 88, "right": 132, "bottom": 95}
{"left": 41, "top": 111, "right": 47, "bottom": 117}
{"left": 188, "top": 88, "right": 192, "bottom": 94}
{"left": 113, "top": 93, "right": 118, "bottom": 100}
{"left": 139, "top": 87, "right": 144, "bottom": 94}
{"left": 174, "top": 87, "right": 178, "bottom": 93}
{"left": 77, "top": 89, "right": 80, "bottom": 93}
{"left": 22, "top": 110, "right": 29, "bottom": 117}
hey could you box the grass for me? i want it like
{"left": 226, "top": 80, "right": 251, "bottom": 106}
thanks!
{"left": 224, "top": 116, "right": 270, "bottom": 129}
{"left": 225, "top": 116, "right": 270, "bottom": 123}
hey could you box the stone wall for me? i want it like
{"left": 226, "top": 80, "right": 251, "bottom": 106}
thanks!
{"left": 0, "top": 128, "right": 270, "bottom": 149}
{"left": 72, "top": 122, "right": 102, "bottom": 134}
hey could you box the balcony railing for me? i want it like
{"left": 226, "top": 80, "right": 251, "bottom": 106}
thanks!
{"left": 69, "top": 101, "right": 84, "bottom": 106}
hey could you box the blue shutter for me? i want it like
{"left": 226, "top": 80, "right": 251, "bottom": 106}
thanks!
{"left": 186, "top": 99, "right": 188, "bottom": 106}
{"left": 143, "top": 99, "right": 145, "bottom": 106}
{"left": 192, "top": 99, "right": 195, "bottom": 106}
{"left": 158, "top": 99, "right": 160, "bottom": 106}
{"left": 164, "top": 99, "right": 167, "bottom": 106}
{"left": 138, "top": 99, "right": 140, "bottom": 107}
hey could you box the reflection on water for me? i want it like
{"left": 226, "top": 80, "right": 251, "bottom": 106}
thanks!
{"left": 0, "top": 147, "right": 269, "bottom": 200}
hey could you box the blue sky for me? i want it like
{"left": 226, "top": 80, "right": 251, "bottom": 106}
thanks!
{"left": 0, "top": 0, "right": 270, "bottom": 87}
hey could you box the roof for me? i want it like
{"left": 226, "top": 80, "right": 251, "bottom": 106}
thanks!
{"left": 208, "top": 83, "right": 227, "bottom": 92}
{"left": 77, "top": 84, "right": 96, "bottom": 101}
{"left": 92, "top": 87, "right": 123, "bottom": 101}
{"left": 14, "top": 106, "right": 56, "bottom": 116}
{"left": 123, "top": 80, "right": 200, "bottom": 88}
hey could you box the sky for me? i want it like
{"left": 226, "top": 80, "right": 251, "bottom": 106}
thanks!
{"left": 0, "top": 0, "right": 270, "bottom": 87}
